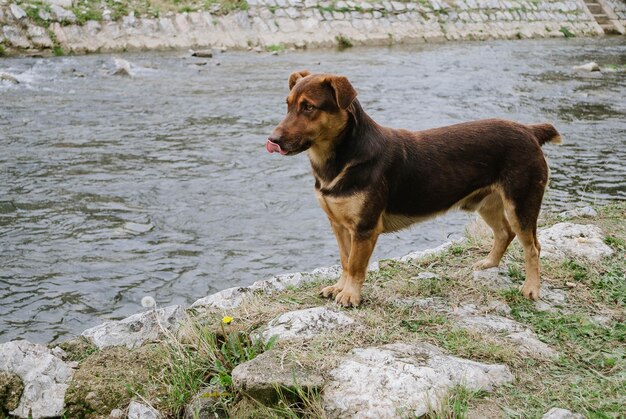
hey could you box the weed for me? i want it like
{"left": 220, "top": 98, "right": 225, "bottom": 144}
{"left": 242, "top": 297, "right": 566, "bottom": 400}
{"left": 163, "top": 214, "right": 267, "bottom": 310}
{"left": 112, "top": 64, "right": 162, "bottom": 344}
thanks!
{"left": 559, "top": 26, "right": 575, "bottom": 38}
{"left": 0, "top": 44, "right": 5, "bottom": 57}
{"left": 266, "top": 44, "right": 285, "bottom": 53}
{"left": 507, "top": 264, "right": 524, "bottom": 281}
{"left": 71, "top": 7, "right": 103, "bottom": 25}
{"left": 426, "top": 385, "right": 487, "bottom": 418}
{"left": 448, "top": 244, "right": 465, "bottom": 255}
{"left": 23, "top": 2, "right": 52, "bottom": 26}
{"left": 335, "top": 34, "right": 353, "bottom": 50}
{"left": 604, "top": 235, "right": 625, "bottom": 250}
{"left": 160, "top": 317, "right": 276, "bottom": 414}
{"left": 562, "top": 259, "right": 588, "bottom": 282}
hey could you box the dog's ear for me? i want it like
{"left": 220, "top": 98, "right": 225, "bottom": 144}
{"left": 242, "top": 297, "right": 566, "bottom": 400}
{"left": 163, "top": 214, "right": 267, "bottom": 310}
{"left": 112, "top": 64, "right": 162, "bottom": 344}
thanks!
{"left": 326, "top": 75, "right": 357, "bottom": 110}
{"left": 288, "top": 70, "right": 311, "bottom": 90}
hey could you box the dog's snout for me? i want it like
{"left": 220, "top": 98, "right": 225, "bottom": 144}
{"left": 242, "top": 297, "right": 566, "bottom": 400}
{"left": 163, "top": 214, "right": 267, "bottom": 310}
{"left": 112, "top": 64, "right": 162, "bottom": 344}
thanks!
{"left": 268, "top": 127, "right": 283, "bottom": 144}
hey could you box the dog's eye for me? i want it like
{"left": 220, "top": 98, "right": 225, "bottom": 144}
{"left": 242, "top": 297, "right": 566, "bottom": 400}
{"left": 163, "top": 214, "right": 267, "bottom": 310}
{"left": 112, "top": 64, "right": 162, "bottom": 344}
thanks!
{"left": 302, "top": 103, "right": 315, "bottom": 112}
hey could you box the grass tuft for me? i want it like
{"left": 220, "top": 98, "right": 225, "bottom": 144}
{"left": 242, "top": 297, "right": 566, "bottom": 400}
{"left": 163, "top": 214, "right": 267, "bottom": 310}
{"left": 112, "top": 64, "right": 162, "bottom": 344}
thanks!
{"left": 335, "top": 34, "right": 353, "bottom": 50}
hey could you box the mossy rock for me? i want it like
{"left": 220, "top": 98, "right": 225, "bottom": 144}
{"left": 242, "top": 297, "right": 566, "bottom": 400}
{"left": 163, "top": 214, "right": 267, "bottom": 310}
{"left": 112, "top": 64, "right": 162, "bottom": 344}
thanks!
{"left": 64, "top": 344, "right": 166, "bottom": 418}
{"left": 0, "top": 371, "right": 24, "bottom": 413}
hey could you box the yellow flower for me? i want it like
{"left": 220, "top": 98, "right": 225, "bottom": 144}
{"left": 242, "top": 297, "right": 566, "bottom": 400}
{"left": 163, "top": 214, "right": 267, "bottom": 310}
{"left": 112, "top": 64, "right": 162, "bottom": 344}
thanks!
{"left": 222, "top": 316, "right": 233, "bottom": 325}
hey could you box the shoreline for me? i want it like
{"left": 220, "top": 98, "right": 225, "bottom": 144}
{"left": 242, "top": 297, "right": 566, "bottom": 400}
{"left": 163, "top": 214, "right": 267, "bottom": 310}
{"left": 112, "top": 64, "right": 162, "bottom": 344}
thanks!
{"left": 1, "top": 0, "right": 624, "bottom": 57}
{"left": 0, "top": 202, "right": 624, "bottom": 417}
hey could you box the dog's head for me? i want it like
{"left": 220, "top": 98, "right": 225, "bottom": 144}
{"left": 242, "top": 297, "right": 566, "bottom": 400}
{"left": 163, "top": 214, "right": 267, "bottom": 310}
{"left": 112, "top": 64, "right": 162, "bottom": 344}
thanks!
{"left": 266, "top": 70, "right": 357, "bottom": 156}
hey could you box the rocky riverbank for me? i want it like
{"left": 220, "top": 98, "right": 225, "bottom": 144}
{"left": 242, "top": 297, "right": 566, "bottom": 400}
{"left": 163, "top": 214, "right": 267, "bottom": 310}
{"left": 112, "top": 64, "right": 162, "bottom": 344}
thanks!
{"left": 1, "top": 202, "right": 624, "bottom": 417}
{"left": 1, "top": 0, "right": 624, "bottom": 57}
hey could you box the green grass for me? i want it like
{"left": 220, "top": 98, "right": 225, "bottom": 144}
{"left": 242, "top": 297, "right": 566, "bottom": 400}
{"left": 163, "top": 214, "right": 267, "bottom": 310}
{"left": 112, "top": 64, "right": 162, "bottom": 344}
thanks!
{"left": 22, "top": 1, "right": 52, "bottom": 26}
{"left": 159, "top": 319, "right": 277, "bottom": 415}
{"left": 0, "top": 44, "right": 5, "bottom": 57}
{"left": 335, "top": 34, "right": 353, "bottom": 50}
{"left": 426, "top": 386, "right": 488, "bottom": 419}
{"left": 265, "top": 43, "right": 285, "bottom": 53}
{"left": 559, "top": 26, "right": 575, "bottom": 38}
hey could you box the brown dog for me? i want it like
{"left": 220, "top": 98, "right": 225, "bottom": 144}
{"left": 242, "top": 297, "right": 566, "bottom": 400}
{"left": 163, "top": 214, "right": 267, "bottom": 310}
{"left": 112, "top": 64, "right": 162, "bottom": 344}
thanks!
{"left": 267, "top": 71, "right": 561, "bottom": 307}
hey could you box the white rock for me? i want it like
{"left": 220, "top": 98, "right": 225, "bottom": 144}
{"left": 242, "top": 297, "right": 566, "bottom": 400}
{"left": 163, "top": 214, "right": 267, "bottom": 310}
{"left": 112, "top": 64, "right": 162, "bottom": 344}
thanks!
{"left": 538, "top": 223, "right": 613, "bottom": 261}
{"left": 0, "top": 72, "right": 20, "bottom": 84}
{"left": 506, "top": 330, "right": 558, "bottom": 359}
{"left": 558, "top": 206, "right": 597, "bottom": 218}
{"left": 415, "top": 271, "right": 438, "bottom": 279}
{"left": 0, "top": 340, "right": 75, "bottom": 418}
{"left": 322, "top": 342, "right": 513, "bottom": 418}
{"left": 40, "top": 0, "right": 73, "bottom": 8}
{"left": 9, "top": 4, "right": 26, "bottom": 20}
{"left": 231, "top": 350, "right": 324, "bottom": 402}
{"left": 112, "top": 58, "right": 133, "bottom": 77}
{"left": 542, "top": 407, "right": 585, "bottom": 419}
{"left": 487, "top": 300, "right": 512, "bottom": 315}
{"left": 397, "top": 239, "right": 464, "bottom": 263}
{"left": 109, "top": 408, "right": 124, "bottom": 418}
{"left": 190, "top": 286, "right": 250, "bottom": 309}
{"left": 572, "top": 62, "right": 600, "bottom": 72}
{"left": 123, "top": 221, "right": 154, "bottom": 233}
{"left": 128, "top": 401, "right": 161, "bottom": 419}
{"left": 458, "top": 314, "right": 557, "bottom": 359}
{"left": 472, "top": 267, "right": 515, "bottom": 290}
{"left": 392, "top": 297, "right": 449, "bottom": 311}
{"left": 535, "top": 287, "right": 567, "bottom": 312}
{"left": 262, "top": 306, "right": 354, "bottom": 342}
{"left": 459, "top": 314, "right": 525, "bottom": 334}
{"left": 82, "top": 305, "right": 185, "bottom": 349}
{"left": 49, "top": 4, "right": 76, "bottom": 22}
{"left": 590, "top": 314, "right": 611, "bottom": 326}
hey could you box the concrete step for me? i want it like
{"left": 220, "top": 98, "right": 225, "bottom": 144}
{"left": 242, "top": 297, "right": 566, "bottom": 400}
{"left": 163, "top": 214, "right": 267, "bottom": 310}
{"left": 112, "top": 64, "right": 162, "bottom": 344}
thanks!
{"left": 601, "top": 23, "right": 620, "bottom": 34}
{"left": 594, "top": 14, "right": 610, "bottom": 24}
{"left": 587, "top": 4, "right": 604, "bottom": 14}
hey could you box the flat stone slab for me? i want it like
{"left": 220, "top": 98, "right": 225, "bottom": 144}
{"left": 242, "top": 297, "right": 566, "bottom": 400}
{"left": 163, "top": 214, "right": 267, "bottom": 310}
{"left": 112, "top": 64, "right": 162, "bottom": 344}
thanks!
{"left": 262, "top": 306, "right": 354, "bottom": 342}
{"left": 232, "top": 350, "right": 324, "bottom": 403}
{"left": 322, "top": 342, "right": 513, "bottom": 418}
{"left": 128, "top": 400, "right": 161, "bottom": 419}
{"left": 456, "top": 311, "right": 557, "bottom": 359}
{"left": 538, "top": 223, "right": 613, "bottom": 261}
{"left": 192, "top": 265, "right": 342, "bottom": 309}
{"left": 191, "top": 286, "right": 251, "bottom": 309}
{"left": 0, "top": 340, "right": 75, "bottom": 418}
{"left": 542, "top": 407, "right": 585, "bottom": 419}
{"left": 558, "top": 206, "right": 597, "bottom": 219}
{"left": 397, "top": 239, "right": 464, "bottom": 263}
{"left": 472, "top": 267, "right": 516, "bottom": 290}
{"left": 82, "top": 305, "right": 184, "bottom": 349}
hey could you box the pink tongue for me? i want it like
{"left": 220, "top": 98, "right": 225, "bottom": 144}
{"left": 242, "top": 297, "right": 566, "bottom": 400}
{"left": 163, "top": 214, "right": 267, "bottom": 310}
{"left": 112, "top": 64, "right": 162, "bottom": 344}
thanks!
{"left": 266, "top": 140, "right": 287, "bottom": 155}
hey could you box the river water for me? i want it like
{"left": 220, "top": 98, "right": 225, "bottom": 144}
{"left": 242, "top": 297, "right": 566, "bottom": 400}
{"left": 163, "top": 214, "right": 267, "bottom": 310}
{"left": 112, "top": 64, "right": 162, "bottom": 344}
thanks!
{"left": 1, "top": 37, "right": 624, "bottom": 344}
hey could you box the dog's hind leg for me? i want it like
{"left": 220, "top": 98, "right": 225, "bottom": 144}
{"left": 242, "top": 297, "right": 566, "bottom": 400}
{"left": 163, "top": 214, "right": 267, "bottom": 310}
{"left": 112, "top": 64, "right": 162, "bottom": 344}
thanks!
{"left": 473, "top": 192, "right": 516, "bottom": 270}
{"left": 503, "top": 192, "right": 544, "bottom": 301}
{"left": 321, "top": 222, "right": 352, "bottom": 299}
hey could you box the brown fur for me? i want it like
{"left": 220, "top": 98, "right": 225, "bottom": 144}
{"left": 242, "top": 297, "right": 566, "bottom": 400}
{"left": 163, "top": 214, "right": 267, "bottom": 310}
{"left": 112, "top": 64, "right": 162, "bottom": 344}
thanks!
{"left": 268, "top": 71, "right": 562, "bottom": 307}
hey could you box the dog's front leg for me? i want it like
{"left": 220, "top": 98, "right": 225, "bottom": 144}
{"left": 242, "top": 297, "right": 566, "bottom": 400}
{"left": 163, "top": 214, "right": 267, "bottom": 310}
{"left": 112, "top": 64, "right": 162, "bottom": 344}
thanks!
{"left": 321, "top": 222, "right": 352, "bottom": 299}
{"left": 333, "top": 231, "right": 379, "bottom": 307}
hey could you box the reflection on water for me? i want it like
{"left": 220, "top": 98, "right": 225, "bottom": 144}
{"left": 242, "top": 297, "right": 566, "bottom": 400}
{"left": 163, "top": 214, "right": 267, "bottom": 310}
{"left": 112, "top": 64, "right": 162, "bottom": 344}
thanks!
{"left": 0, "top": 37, "right": 624, "bottom": 344}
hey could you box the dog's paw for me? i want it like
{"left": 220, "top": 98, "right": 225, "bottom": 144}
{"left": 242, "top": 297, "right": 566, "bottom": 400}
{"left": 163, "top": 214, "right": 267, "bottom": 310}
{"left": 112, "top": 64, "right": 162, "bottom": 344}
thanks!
{"left": 320, "top": 284, "right": 343, "bottom": 299}
{"left": 520, "top": 283, "right": 540, "bottom": 301}
{"left": 335, "top": 289, "right": 361, "bottom": 307}
{"left": 472, "top": 258, "right": 499, "bottom": 270}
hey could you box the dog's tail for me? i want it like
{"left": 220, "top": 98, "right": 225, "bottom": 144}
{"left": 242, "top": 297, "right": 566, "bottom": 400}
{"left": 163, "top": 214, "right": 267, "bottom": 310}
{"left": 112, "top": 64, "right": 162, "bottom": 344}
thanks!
{"left": 529, "top": 123, "right": 563, "bottom": 146}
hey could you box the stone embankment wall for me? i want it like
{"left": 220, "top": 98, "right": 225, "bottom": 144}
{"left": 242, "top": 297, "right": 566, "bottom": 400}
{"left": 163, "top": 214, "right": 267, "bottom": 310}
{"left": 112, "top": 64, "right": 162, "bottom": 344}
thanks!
{"left": 604, "top": 0, "right": 626, "bottom": 27}
{"left": 0, "top": 0, "right": 610, "bottom": 56}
